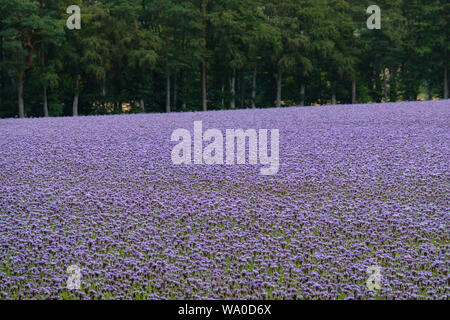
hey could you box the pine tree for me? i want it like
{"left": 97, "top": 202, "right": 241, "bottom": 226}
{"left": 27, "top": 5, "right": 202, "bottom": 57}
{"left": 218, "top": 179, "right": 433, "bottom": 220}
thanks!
{"left": 0, "top": 0, "right": 62, "bottom": 118}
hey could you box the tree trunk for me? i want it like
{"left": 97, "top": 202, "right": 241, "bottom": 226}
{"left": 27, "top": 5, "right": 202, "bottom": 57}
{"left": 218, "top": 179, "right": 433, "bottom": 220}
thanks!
{"left": 444, "top": 66, "right": 449, "bottom": 99}
{"left": 240, "top": 70, "right": 244, "bottom": 108}
{"left": 17, "top": 36, "right": 35, "bottom": 118}
{"left": 73, "top": 93, "right": 79, "bottom": 116}
{"left": 351, "top": 79, "right": 357, "bottom": 104}
{"left": 251, "top": 65, "right": 257, "bottom": 109}
{"left": 0, "top": 35, "right": 3, "bottom": 110}
{"left": 375, "top": 67, "right": 382, "bottom": 102}
{"left": 318, "top": 68, "right": 323, "bottom": 104}
{"left": 166, "top": 69, "right": 171, "bottom": 113}
{"left": 164, "top": 23, "right": 171, "bottom": 113}
{"left": 202, "top": 63, "right": 207, "bottom": 111}
{"left": 173, "top": 72, "right": 177, "bottom": 110}
{"left": 230, "top": 68, "right": 236, "bottom": 109}
{"left": 390, "top": 70, "right": 398, "bottom": 101}
{"left": 73, "top": 76, "right": 79, "bottom": 116}
{"left": 221, "top": 84, "right": 225, "bottom": 107}
{"left": 182, "top": 71, "right": 187, "bottom": 110}
{"left": 300, "top": 84, "right": 305, "bottom": 106}
{"left": 331, "top": 91, "right": 336, "bottom": 105}
{"left": 43, "top": 86, "right": 48, "bottom": 117}
{"left": 201, "top": 0, "right": 208, "bottom": 112}
{"left": 41, "top": 47, "right": 49, "bottom": 117}
{"left": 428, "top": 82, "right": 433, "bottom": 101}
{"left": 18, "top": 72, "right": 24, "bottom": 118}
{"left": 140, "top": 99, "right": 145, "bottom": 112}
{"left": 276, "top": 68, "right": 282, "bottom": 108}
{"left": 383, "top": 68, "right": 389, "bottom": 102}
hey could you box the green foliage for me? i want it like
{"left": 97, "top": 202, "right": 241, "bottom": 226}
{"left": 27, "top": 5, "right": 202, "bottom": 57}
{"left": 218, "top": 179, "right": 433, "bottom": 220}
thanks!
{"left": 0, "top": 0, "right": 448, "bottom": 117}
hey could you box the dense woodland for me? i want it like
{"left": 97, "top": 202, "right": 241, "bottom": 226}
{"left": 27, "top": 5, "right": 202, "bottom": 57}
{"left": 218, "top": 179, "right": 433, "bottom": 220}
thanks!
{"left": 0, "top": 0, "right": 448, "bottom": 118}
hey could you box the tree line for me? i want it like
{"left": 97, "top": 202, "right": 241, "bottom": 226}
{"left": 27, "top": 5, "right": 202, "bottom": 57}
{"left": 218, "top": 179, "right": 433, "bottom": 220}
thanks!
{"left": 0, "top": 0, "right": 448, "bottom": 118}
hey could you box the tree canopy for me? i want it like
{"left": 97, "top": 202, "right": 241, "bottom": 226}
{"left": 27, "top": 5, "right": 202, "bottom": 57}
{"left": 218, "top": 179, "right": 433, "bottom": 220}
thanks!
{"left": 0, "top": 0, "right": 448, "bottom": 118}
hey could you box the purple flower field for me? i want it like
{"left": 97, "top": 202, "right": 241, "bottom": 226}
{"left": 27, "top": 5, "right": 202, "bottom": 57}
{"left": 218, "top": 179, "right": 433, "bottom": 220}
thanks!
{"left": 0, "top": 100, "right": 449, "bottom": 300}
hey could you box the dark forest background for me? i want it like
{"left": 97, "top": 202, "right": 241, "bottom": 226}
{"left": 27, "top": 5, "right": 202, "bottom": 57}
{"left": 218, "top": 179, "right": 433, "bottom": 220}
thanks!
{"left": 0, "top": 0, "right": 448, "bottom": 118}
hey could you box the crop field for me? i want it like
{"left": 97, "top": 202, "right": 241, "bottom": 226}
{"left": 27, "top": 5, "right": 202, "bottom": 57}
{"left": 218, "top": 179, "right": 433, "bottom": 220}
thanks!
{"left": 0, "top": 100, "right": 448, "bottom": 300}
